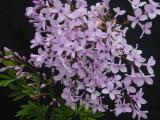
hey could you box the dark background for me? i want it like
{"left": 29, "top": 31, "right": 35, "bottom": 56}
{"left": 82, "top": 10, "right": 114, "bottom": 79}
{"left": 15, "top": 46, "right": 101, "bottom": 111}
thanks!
{"left": 0, "top": 0, "right": 160, "bottom": 120}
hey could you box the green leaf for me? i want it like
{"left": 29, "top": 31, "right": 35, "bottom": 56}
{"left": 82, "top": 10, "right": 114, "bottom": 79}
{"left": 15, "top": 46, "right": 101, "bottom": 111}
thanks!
{"left": 78, "top": 106, "right": 105, "bottom": 120}
{"left": 51, "top": 106, "right": 75, "bottom": 120}
{"left": 8, "top": 78, "right": 41, "bottom": 101}
{"left": 0, "top": 79, "right": 16, "bottom": 87}
{"left": 0, "top": 74, "right": 12, "bottom": 79}
{"left": 16, "top": 101, "right": 49, "bottom": 120}
{"left": 87, "top": 117, "right": 96, "bottom": 120}
{"left": 31, "top": 73, "right": 41, "bottom": 87}
{"left": 47, "top": 78, "right": 53, "bottom": 86}
{"left": 2, "top": 60, "right": 16, "bottom": 66}
{"left": 13, "top": 94, "right": 27, "bottom": 101}
{"left": 6, "top": 69, "right": 16, "bottom": 77}
{"left": 93, "top": 112, "right": 105, "bottom": 119}
{"left": 0, "top": 68, "right": 17, "bottom": 87}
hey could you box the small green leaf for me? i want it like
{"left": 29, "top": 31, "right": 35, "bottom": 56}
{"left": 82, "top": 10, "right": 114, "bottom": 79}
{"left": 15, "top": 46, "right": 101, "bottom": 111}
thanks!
{"left": 8, "top": 78, "right": 41, "bottom": 101}
{"left": 78, "top": 106, "right": 105, "bottom": 120}
{"left": 2, "top": 60, "right": 16, "bottom": 66}
{"left": 87, "top": 117, "right": 96, "bottom": 120}
{"left": 0, "top": 74, "right": 12, "bottom": 79}
{"left": 13, "top": 94, "right": 26, "bottom": 101}
{"left": 51, "top": 105, "right": 75, "bottom": 120}
{"left": 0, "top": 79, "right": 16, "bottom": 87}
{"left": 47, "top": 78, "right": 53, "bottom": 86}
{"left": 93, "top": 112, "right": 105, "bottom": 119}
{"left": 16, "top": 101, "right": 49, "bottom": 120}
{"left": 31, "top": 73, "right": 41, "bottom": 86}
{"left": 6, "top": 69, "right": 16, "bottom": 77}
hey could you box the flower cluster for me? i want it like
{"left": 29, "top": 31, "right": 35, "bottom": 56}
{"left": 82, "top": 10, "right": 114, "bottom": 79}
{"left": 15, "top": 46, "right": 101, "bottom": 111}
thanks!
{"left": 25, "top": 0, "right": 159, "bottom": 119}
{"left": 127, "top": 0, "right": 160, "bottom": 38}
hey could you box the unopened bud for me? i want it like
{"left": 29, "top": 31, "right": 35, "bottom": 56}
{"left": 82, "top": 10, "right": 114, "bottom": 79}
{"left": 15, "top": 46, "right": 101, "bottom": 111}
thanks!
{"left": 40, "top": 83, "right": 47, "bottom": 88}
{"left": 22, "top": 56, "right": 26, "bottom": 61}
{"left": 16, "top": 72, "right": 25, "bottom": 79}
{"left": 26, "top": 75, "right": 32, "bottom": 79}
{"left": 15, "top": 66, "right": 21, "bottom": 71}
{"left": 28, "top": 83, "right": 35, "bottom": 87}
{"left": 4, "top": 47, "right": 11, "bottom": 52}
{"left": 14, "top": 52, "right": 21, "bottom": 58}
{"left": 0, "top": 67, "right": 7, "bottom": 72}
{"left": 50, "top": 102, "right": 53, "bottom": 106}
{"left": 4, "top": 55, "right": 14, "bottom": 59}
{"left": 26, "top": 7, "right": 34, "bottom": 17}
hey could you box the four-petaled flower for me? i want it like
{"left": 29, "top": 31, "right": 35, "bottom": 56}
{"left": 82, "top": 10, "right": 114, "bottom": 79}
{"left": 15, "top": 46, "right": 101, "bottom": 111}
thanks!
{"left": 128, "top": 8, "right": 148, "bottom": 28}
{"left": 114, "top": 100, "right": 132, "bottom": 116}
{"left": 128, "top": 0, "right": 147, "bottom": 9}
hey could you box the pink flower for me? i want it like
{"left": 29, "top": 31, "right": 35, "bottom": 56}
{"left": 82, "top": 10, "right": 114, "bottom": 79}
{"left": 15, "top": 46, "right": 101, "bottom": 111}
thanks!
{"left": 128, "top": 8, "right": 148, "bottom": 28}
{"left": 131, "top": 89, "right": 147, "bottom": 108}
{"left": 128, "top": 0, "right": 147, "bottom": 9}
{"left": 145, "top": 1, "right": 160, "bottom": 19}
{"left": 113, "top": 7, "right": 126, "bottom": 17}
{"left": 115, "top": 100, "right": 132, "bottom": 116}
{"left": 140, "top": 22, "right": 152, "bottom": 38}
{"left": 147, "top": 56, "right": 156, "bottom": 74}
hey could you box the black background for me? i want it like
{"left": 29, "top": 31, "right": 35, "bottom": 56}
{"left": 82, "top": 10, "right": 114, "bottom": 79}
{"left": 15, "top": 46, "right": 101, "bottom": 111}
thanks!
{"left": 0, "top": 0, "right": 160, "bottom": 120}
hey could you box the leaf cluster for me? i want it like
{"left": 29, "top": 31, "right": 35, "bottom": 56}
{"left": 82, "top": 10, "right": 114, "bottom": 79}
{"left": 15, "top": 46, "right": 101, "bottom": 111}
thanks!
{"left": 16, "top": 101, "right": 49, "bottom": 120}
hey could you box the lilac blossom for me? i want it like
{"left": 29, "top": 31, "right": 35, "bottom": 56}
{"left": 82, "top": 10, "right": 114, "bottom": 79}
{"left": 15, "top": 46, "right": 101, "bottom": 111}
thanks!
{"left": 61, "top": 87, "right": 79, "bottom": 110}
{"left": 113, "top": 7, "right": 126, "bottom": 17}
{"left": 75, "top": 0, "right": 87, "bottom": 8}
{"left": 147, "top": 56, "right": 156, "bottom": 74}
{"left": 86, "top": 88, "right": 101, "bottom": 101}
{"left": 30, "top": 32, "right": 43, "bottom": 48}
{"left": 114, "top": 100, "right": 132, "bottom": 116}
{"left": 25, "top": 0, "right": 159, "bottom": 119}
{"left": 125, "top": 72, "right": 154, "bottom": 87}
{"left": 127, "top": 46, "right": 146, "bottom": 67}
{"left": 110, "top": 61, "right": 127, "bottom": 73}
{"left": 26, "top": 7, "right": 35, "bottom": 17}
{"left": 128, "top": 0, "right": 147, "bottom": 9}
{"left": 132, "top": 89, "right": 147, "bottom": 108}
{"left": 91, "top": 99, "right": 107, "bottom": 113}
{"left": 123, "top": 77, "right": 137, "bottom": 93}
{"left": 102, "top": 77, "right": 120, "bottom": 100}
{"left": 139, "top": 22, "right": 152, "bottom": 38}
{"left": 127, "top": 8, "right": 148, "bottom": 28}
{"left": 144, "top": 0, "right": 160, "bottom": 19}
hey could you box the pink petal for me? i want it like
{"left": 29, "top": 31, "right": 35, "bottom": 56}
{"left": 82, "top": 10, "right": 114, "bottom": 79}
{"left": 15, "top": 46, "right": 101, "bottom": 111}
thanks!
{"left": 127, "top": 15, "right": 136, "bottom": 21}
{"left": 148, "top": 56, "right": 156, "bottom": 66}
{"left": 125, "top": 107, "right": 132, "bottom": 112}
{"left": 120, "top": 66, "right": 127, "bottom": 73}
{"left": 144, "top": 29, "right": 151, "bottom": 34}
{"left": 109, "top": 92, "right": 115, "bottom": 100}
{"left": 91, "top": 94, "right": 97, "bottom": 100}
{"left": 98, "top": 106, "right": 105, "bottom": 112}
{"left": 140, "top": 15, "right": 148, "bottom": 21}
{"left": 115, "top": 108, "right": 123, "bottom": 116}
{"left": 135, "top": 61, "right": 141, "bottom": 67}
{"left": 111, "top": 65, "right": 119, "bottom": 73}
{"left": 102, "top": 88, "right": 109, "bottom": 94}
{"left": 148, "top": 13, "right": 157, "bottom": 19}
{"left": 131, "top": 20, "right": 138, "bottom": 28}
{"left": 127, "top": 86, "right": 136, "bottom": 93}
{"left": 135, "top": 8, "right": 142, "bottom": 17}
{"left": 145, "top": 77, "right": 153, "bottom": 85}
{"left": 147, "top": 67, "right": 154, "bottom": 74}
{"left": 145, "top": 22, "right": 152, "bottom": 28}
{"left": 134, "top": 78, "right": 144, "bottom": 87}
